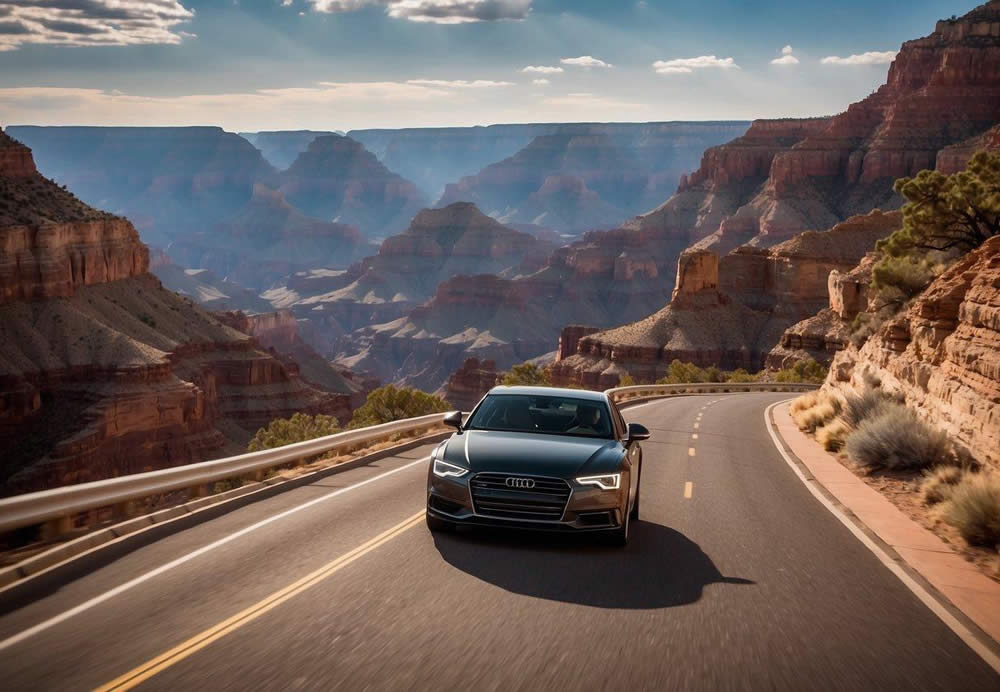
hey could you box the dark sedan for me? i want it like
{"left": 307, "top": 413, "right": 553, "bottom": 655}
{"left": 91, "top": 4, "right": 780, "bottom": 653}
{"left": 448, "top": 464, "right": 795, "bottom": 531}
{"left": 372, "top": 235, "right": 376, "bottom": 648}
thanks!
{"left": 425, "top": 386, "right": 650, "bottom": 545}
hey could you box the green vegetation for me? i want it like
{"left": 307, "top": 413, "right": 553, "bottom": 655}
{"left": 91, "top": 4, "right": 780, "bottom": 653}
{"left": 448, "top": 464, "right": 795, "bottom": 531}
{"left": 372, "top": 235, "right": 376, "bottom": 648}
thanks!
{"left": 617, "top": 373, "right": 636, "bottom": 387}
{"left": 941, "top": 472, "right": 1000, "bottom": 547}
{"left": 348, "top": 385, "right": 450, "bottom": 429}
{"left": 844, "top": 402, "right": 952, "bottom": 471}
{"left": 652, "top": 358, "right": 827, "bottom": 386}
{"left": 138, "top": 312, "right": 157, "bottom": 328}
{"left": 773, "top": 359, "right": 827, "bottom": 384}
{"left": 501, "top": 362, "right": 552, "bottom": 386}
{"left": 871, "top": 151, "right": 1000, "bottom": 311}
{"left": 842, "top": 388, "right": 896, "bottom": 429}
{"left": 248, "top": 412, "right": 342, "bottom": 452}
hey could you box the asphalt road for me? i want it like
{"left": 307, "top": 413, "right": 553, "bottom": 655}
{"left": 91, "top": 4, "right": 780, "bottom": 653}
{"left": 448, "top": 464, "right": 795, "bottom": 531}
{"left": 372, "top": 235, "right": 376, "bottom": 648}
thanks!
{"left": 0, "top": 393, "right": 997, "bottom": 690}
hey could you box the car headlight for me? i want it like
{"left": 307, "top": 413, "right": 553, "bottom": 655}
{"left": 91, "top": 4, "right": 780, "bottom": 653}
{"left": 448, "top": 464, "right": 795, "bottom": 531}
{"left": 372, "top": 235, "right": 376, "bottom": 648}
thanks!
{"left": 432, "top": 458, "right": 469, "bottom": 478}
{"left": 575, "top": 473, "right": 621, "bottom": 490}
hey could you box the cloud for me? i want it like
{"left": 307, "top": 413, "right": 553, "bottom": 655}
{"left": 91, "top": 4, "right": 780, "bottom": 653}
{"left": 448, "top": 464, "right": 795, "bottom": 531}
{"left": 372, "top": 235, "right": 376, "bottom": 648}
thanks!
{"left": 561, "top": 55, "right": 612, "bottom": 68}
{"left": 821, "top": 50, "right": 897, "bottom": 65}
{"left": 522, "top": 65, "right": 563, "bottom": 74}
{"left": 653, "top": 55, "right": 739, "bottom": 74}
{"left": 770, "top": 45, "right": 798, "bottom": 65}
{"left": 406, "top": 79, "right": 513, "bottom": 88}
{"left": 0, "top": 0, "right": 195, "bottom": 50}
{"left": 309, "top": 0, "right": 532, "bottom": 24}
{"left": 531, "top": 78, "right": 549, "bottom": 85}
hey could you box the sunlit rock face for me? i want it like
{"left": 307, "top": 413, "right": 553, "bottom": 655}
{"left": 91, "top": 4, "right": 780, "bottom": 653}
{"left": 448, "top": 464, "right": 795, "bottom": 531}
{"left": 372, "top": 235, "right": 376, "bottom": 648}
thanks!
{"left": 0, "top": 131, "right": 360, "bottom": 495}
{"left": 826, "top": 235, "right": 1000, "bottom": 470}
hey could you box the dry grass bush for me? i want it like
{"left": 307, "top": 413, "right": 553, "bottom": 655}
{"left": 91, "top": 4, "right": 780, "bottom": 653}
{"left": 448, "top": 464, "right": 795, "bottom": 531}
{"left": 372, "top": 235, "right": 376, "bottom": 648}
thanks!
{"left": 845, "top": 403, "right": 952, "bottom": 471}
{"left": 920, "top": 466, "right": 963, "bottom": 505}
{"left": 790, "top": 392, "right": 820, "bottom": 415}
{"left": 842, "top": 389, "right": 896, "bottom": 429}
{"left": 941, "top": 472, "right": 1000, "bottom": 548}
{"left": 817, "top": 419, "right": 850, "bottom": 452}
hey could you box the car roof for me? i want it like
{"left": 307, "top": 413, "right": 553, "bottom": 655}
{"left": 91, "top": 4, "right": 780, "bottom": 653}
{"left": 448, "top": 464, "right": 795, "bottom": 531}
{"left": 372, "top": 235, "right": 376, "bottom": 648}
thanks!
{"left": 485, "top": 385, "right": 608, "bottom": 402}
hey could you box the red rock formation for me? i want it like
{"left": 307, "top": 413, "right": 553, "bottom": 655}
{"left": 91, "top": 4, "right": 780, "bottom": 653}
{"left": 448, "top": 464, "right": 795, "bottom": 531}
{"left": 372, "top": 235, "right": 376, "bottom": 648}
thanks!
{"left": 557, "top": 326, "right": 601, "bottom": 361}
{"left": 438, "top": 358, "right": 501, "bottom": 411}
{"left": 0, "top": 131, "right": 360, "bottom": 494}
{"left": 825, "top": 236, "right": 1000, "bottom": 468}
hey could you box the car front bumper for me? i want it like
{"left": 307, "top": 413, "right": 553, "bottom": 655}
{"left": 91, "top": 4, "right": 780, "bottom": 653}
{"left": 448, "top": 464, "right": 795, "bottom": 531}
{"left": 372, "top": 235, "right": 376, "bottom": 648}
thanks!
{"left": 427, "top": 467, "right": 626, "bottom": 532}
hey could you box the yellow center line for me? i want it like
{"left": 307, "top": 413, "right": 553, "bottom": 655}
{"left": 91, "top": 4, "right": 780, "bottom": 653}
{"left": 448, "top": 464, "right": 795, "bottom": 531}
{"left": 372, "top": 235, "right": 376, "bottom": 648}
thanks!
{"left": 95, "top": 511, "right": 426, "bottom": 692}
{"left": 688, "top": 447, "right": 696, "bottom": 457}
{"left": 684, "top": 482, "right": 694, "bottom": 499}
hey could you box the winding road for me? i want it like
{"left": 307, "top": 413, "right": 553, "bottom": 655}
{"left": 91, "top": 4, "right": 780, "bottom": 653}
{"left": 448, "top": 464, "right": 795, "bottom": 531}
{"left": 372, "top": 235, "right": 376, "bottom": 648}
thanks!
{"left": 0, "top": 393, "right": 997, "bottom": 690}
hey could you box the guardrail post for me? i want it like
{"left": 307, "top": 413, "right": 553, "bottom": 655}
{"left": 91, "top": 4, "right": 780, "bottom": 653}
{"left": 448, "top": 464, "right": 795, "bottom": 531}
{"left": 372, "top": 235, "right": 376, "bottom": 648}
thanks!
{"left": 41, "top": 515, "right": 73, "bottom": 540}
{"left": 114, "top": 500, "right": 135, "bottom": 519}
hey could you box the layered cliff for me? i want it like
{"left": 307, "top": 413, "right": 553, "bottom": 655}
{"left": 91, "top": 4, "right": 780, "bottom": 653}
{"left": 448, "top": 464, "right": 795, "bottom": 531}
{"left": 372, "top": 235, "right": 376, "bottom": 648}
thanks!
{"left": 166, "top": 184, "right": 374, "bottom": 289}
{"left": 278, "top": 135, "right": 426, "bottom": 239}
{"left": 240, "top": 130, "right": 341, "bottom": 170}
{"left": 6, "top": 126, "right": 276, "bottom": 249}
{"left": 437, "top": 122, "right": 751, "bottom": 234}
{"left": 267, "top": 202, "right": 553, "bottom": 355}
{"left": 0, "top": 131, "right": 357, "bottom": 494}
{"left": 438, "top": 358, "right": 501, "bottom": 411}
{"left": 826, "top": 236, "right": 1000, "bottom": 469}
{"left": 550, "top": 2, "right": 1000, "bottom": 385}
{"left": 550, "top": 210, "right": 902, "bottom": 387}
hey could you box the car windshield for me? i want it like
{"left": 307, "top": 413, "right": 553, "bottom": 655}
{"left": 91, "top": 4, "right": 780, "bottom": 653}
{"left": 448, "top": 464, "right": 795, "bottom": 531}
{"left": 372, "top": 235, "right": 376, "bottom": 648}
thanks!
{"left": 465, "top": 394, "right": 614, "bottom": 439}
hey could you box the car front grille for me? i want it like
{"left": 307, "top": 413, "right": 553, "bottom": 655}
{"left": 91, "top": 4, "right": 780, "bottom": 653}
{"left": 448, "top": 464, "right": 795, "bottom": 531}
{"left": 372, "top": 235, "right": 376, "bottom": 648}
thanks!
{"left": 469, "top": 473, "right": 571, "bottom": 522}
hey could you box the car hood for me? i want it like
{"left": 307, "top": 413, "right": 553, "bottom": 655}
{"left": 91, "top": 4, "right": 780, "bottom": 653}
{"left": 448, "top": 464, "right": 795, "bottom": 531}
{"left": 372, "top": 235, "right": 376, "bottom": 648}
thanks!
{"left": 440, "top": 430, "right": 622, "bottom": 477}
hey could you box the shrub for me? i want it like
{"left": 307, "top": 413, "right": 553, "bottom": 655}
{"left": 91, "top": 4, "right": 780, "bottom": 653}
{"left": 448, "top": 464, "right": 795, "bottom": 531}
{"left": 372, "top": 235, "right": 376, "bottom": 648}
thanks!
{"left": 920, "top": 466, "right": 963, "bottom": 505}
{"left": 844, "top": 404, "right": 951, "bottom": 471}
{"left": 941, "top": 472, "right": 1000, "bottom": 547}
{"left": 725, "top": 368, "right": 757, "bottom": 383}
{"left": 248, "top": 412, "right": 342, "bottom": 452}
{"left": 842, "top": 389, "right": 895, "bottom": 429}
{"left": 871, "top": 255, "right": 939, "bottom": 310}
{"left": 617, "top": 373, "right": 636, "bottom": 387}
{"left": 817, "top": 418, "right": 850, "bottom": 452}
{"left": 795, "top": 403, "right": 839, "bottom": 433}
{"left": 790, "top": 391, "right": 821, "bottom": 415}
{"left": 348, "top": 385, "right": 450, "bottom": 429}
{"left": 773, "top": 358, "right": 828, "bottom": 384}
{"left": 656, "top": 360, "right": 710, "bottom": 384}
{"left": 502, "top": 362, "right": 551, "bottom": 386}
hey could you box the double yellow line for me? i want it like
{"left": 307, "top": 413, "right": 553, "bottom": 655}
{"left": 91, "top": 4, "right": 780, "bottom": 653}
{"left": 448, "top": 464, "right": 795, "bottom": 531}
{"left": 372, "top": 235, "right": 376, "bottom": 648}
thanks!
{"left": 96, "top": 510, "right": 425, "bottom": 691}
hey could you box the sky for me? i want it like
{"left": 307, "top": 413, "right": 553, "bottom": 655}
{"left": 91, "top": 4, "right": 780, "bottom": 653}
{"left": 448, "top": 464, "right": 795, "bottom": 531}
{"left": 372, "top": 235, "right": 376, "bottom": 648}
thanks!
{"left": 0, "top": 0, "right": 980, "bottom": 132}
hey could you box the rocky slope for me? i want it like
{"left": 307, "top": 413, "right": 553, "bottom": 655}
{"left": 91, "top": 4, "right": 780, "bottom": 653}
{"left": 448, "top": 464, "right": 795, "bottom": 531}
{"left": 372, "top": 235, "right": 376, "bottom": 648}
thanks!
{"left": 267, "top": 202, "right": 552, "bottom": 355}
{"left": 437, "top": 122, "right": 751, "bottom": 234}
{"left": 825, "top": 235, "right": 1000, "bottom": 469}
{"left": 0, "top": 131, "right": 358, "bottom": 494}
{"left": 550, "top": 2, "right": 1000, "bottom": 385}
{"left": 278, "top": 135, "right": 427, "bottom": 239}
{"left": 240, "top": 130, "right": 341, "bottom": 170}
{"left": 166, "top": 184, "right": 374, "bottom": 289}
{"left": 437, "top": 358, "right": 501, "bottom": 411}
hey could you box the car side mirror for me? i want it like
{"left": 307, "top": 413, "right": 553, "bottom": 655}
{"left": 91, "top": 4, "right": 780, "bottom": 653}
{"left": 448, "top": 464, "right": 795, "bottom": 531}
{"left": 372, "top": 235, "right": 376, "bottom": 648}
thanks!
{"left": 626, "top": 422, "right": 650, "bottom": 443}
{"left": 443, "top": 411, "right": 464, "bottom": 432}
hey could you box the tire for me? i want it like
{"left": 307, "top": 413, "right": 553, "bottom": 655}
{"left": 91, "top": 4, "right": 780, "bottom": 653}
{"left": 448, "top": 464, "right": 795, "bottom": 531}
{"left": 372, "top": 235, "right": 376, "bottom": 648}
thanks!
{"left": 426, "top": 511, "right": 454, "bottom": 533}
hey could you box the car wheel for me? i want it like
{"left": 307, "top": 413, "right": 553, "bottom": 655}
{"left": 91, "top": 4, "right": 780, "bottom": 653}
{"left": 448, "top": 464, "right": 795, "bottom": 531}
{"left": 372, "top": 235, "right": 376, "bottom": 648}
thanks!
{"left": 426, "top": 512, "right": 454, "bottom": 533}
{"left": 605, "top": 492, "right": 631, "bottom": 547}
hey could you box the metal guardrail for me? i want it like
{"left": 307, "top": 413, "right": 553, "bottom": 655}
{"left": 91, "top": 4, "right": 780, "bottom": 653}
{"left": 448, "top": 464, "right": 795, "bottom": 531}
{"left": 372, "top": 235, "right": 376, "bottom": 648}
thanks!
{"left": 0, "top": 413, "right": 449, "bottom": 535}
{"left": 0, "top": 381, "right": 818, "bottom": 536}
{"left": 605, "top": 381, "right": 819, "bottom": 402}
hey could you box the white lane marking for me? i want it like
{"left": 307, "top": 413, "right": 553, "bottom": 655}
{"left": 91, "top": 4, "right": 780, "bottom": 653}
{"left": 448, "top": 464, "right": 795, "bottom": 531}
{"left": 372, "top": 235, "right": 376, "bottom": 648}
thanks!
{"left": 692, "top": 434, "right": 698, "bottom": 440}
{"left": 688, "top": 448, "right": 696, "bottom": 457}
{"left": 0, "top": 455, "right": 431, "bottom": 653}
{"left": 763, "top": 401, "right": 1000, "bottom": 675}
{"left": 683, "top": 482, "right": 693, "bottom": 499}
{"left": 693, "top": 422, "right": 700, "bottom": 429}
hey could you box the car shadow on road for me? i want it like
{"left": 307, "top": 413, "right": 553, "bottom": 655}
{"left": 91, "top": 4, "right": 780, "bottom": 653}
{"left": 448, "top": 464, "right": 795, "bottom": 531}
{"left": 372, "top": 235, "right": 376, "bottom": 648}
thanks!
{"left": 431, "top": 520, "right": 754, "bottom": 609}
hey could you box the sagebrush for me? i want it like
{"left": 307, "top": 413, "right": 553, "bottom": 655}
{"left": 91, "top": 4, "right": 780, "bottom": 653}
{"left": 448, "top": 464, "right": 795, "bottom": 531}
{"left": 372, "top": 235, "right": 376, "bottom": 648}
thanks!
{"left": 920, "top": 466, "right": 963, "bottom": 505}
{"left": 248, "top": 413, "right": 342, "bottom": 452}
{"left": 941, "top": 472, "right": 1000, "bottom": 547}
{"left": 844, "top": 403, "right": 951, "bottom": 471}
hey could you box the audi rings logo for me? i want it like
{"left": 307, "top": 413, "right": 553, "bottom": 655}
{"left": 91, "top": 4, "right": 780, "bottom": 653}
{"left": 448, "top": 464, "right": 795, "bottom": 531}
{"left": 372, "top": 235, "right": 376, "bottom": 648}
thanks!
{"left": 505, "top": 477, "right": 535, "bottom": 489}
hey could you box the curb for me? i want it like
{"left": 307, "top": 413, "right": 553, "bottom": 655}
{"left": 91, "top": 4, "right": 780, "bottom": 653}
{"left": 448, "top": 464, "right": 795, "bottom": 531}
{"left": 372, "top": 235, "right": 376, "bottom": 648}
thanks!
{"left": 766, "top": 400, "right": 1000, "bottom": 674}
{"left": 0, "top": 431, "right": 450, "bottom": 612}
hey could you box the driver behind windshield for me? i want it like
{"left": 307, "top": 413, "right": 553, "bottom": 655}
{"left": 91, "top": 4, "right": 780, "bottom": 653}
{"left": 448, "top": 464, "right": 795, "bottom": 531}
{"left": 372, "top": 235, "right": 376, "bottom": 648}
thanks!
{"left": 566, "top": 404, "right": 607, "bottom": 436}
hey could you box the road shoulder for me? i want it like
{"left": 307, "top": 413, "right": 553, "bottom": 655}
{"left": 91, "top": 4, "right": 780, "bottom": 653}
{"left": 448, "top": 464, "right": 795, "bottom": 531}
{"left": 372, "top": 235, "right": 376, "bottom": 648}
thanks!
{"left": 768, "top": 400, "right": 1000, "bottom": 671}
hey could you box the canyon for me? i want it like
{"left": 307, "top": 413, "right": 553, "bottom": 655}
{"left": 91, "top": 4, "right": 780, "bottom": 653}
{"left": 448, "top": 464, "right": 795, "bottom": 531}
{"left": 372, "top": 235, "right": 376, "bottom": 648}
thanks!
{"left": 552, "top": 2, "right": 1000, "bottom": 385}
{"left": 0, "top": 131, "right": 361, "bottom": 494}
